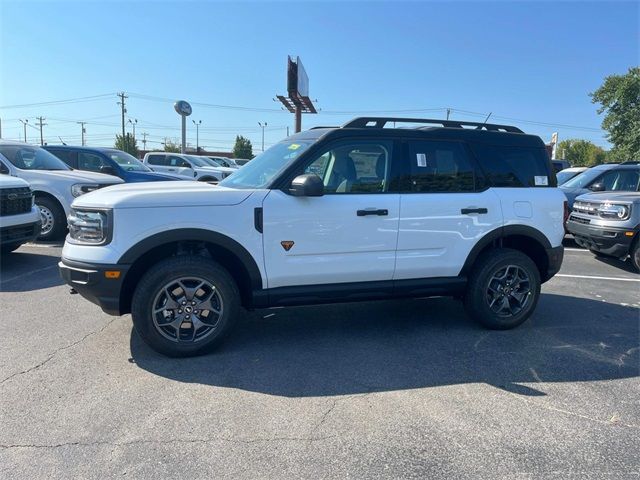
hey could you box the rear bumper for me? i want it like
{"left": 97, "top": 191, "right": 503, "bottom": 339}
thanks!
{"left": 544, "top": 245, "right": 564, "bottom": 282}
{"left": 566, "top": 219, "right": 636, "bottom": 257}
{"left": 0, "top": 220, "right": 41, "bottom": 246}
{"left": 59, "top": 257, "right": 129, "bottom": 315}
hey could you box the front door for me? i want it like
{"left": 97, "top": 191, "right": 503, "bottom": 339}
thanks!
{"left": 262, "top": 140, "right": 400, "bottom": 289}
{"left": 393, "top": 139, "right": 503, "bottom": 279}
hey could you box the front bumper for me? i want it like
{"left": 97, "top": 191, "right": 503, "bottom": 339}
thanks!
{"left": 59, "top": 258, "right": 130, "bottom": 315}
{"left": 0, "top": 220, "right": 41, "bottom": 246}
{"left": 566, "top": 219, "right": 637, "bottom": 257}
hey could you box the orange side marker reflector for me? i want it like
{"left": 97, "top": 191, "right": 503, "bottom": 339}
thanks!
{"left": 624, "top": 232, "right": 634, "bottom": 237}
{"left": 105, "top": 271, "right": 121, "bottom": 279}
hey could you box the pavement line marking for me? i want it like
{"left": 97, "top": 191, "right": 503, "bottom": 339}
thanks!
{"left": 555, "top": 274, "right": 640, "bottom": 282}
{"left": 564, "top": 248, "right": 589, "bottom": 252}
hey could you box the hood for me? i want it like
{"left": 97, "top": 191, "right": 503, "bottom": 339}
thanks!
{"left": 575, "top": 191, "right": 640, "bottom": 204}
{"left": 73, "top": 181, "right": 254, "bottom": 209}
{"left": 0, "top": 175, "right": 30, "bottom": 188}
{"left": 24, "top": 169, "right": 123, "bottom": 185}
{"left": 126, "top": 171, "right": 181, "bottom": 182}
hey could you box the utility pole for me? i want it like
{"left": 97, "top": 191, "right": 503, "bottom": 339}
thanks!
{"left": 117, "top": 92, "right": 127, "bottom": 138}
{"left": 192, "top": 120, "right": 202, "bottom": 151}
{"left": 258, "top": 122, "right": 267, "bottom": 151}
{"left": 19, "top": 119, "right": 29, "bottom": 142}
{"left": 35, "top": 116, "right": 46, "bottom": 145}
{"left": 286, "top": 126, "right": 289, "bottom": 137}
{"left": 77, "top": 122, "right": 86, "bottom": 146}
{"left": 141, "top": 132, "right": 148, "bottom": 152}
{"left": 446, "top": 108, "right": 451, "bottom": 120}
{"left": 128, "top": 118, "right": 137, "bottom": 141}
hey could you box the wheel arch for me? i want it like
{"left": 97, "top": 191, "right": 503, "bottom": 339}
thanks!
{"left": 118, "top": 229, "right": 263, "bottom": 313}
{"left": 32, "top": 190, "right": 67, "bottom": 214}
{"left": 461, "top": 225, "right": 553, "bottom": 281}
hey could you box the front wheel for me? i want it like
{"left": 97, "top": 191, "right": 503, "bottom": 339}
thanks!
{"left": 631, "top": 239, "right": 640, "bottom": 273}
{"left": 131, "top": 256, "right": 241, "bottom": 357}
{"left": 464, "top": 248, "right": 541, "bottom": 330}
{"left": 35, "top": 196, "right": 66, "bottom": 241}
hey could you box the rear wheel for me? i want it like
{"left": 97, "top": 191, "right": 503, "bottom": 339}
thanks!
{"left": 131, "top": 256, "right": 240, "bottom": 357}
{"left": 35, "top": 196, "right": 66, "bottom": 241}
{"left": 464, "top": 248, "right": 541, "bottom": 330}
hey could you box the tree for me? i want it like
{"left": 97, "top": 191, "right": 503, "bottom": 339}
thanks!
{"left": 163, "top": 139, "right": 180, "bottom": 153}
{"left": 233, "top": 135, "right": 253, "bottom": 159}
{"left": 115, "top": 133, "right": 139, "bottom": 157}
{"left": 591, "top": 67, "right": 640, "bottom": 160}
{"left": 556, "top": 139, "right": 606, "bottom": 167}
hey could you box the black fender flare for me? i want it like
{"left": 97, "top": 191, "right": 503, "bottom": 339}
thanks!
{"left": 117, "top": 228, "right": 263, "bottom": 290}
{"left": 460, "top": 225, "right": 552, "bottom": 276}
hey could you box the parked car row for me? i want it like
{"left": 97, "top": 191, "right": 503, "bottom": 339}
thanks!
{"left": 0, "top": 141, "right": 242, "bottom": 245}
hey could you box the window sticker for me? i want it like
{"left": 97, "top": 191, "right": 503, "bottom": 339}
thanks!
{"left": 534, "top": 176, "right": 549, "bottom": 186}
{"left": 288, "top": 144, "right": 301, "bottom": 150}
{"left": 416, "top": 153, "right": 427, "bottom": 167}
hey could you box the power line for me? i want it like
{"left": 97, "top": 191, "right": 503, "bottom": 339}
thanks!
{"left": 0, "top": 93, "right": 115, "bottom": 110}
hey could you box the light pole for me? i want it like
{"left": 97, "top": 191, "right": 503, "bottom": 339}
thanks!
{"left": 19, "top": 119, "right": 28, "bottom": 142}
{"left": 128, "top": 118, "right": 137, "bottom": 141}
{"left": 258, "top": 122, "right": 267, "bottom": 151}
{"left": 192, "top": 120, "right": 202, "bottom": 152}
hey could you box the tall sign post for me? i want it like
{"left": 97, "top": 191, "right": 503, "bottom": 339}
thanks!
{"left": 174, "top": 100, "right": 192, "bottom": 153}
{"left": 277, "top": 56, "right": 317, "bottom": 133}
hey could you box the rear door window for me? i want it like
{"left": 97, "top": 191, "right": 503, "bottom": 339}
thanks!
{"left": 470, "top": 144, "right": 556, "bottom": 187}
{"left": 147, "top": 154, "right": 167, "bottom": 166}
{"left": 48, "top": 149, "right": 77, "bottom": 168}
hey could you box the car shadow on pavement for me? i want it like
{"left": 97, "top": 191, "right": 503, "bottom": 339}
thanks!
{"left": 130, "top": 293, "right": 640, "bottom": 398}
{"left": 0, "top": 251, "right": 63, "bottom": 292}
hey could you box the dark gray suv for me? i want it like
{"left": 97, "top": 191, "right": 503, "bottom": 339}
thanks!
{"left": 560, "top": 162, "right": 640, "bottom": 209}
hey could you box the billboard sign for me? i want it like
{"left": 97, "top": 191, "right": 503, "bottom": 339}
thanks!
{"left": 287, "top": 56, "right": 309, "bottom": 98}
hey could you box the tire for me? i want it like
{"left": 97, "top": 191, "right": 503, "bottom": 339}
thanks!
{"left": 589, "top": 249, "right": 613, "bottom": 259}
{"left": 198, "top": 176, "right": 218, "bottom": 183}
{"left": 131, "top": 256, "right": 240, "bottom": 357}
{"left": 631, "top": 239, "right": 640, "bottom": 273}
{"left": 35, "top": 196, "right": 66, "bottom": 241}
{"left": 1, "top": 242, "right": 22, "bottom": 254}
{"left": 463, "top": 248, "right": 541, "bottom": 330}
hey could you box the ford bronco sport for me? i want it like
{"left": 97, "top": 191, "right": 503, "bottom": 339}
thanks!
{"left": 59, "top": 117, "right": 566, "bottom": 357}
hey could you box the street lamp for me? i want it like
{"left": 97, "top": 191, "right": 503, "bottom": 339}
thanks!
{"left": 128, "top": 118, "right": 137, "bottom": 141}
{"left": 19, "top": 119, "right": 28, "bottom": 142}
{"left": 192, "top": 120, "right": 202, "bottom": 151}
{"left": 258, "top": 122, "right": 267, "bottom": 151}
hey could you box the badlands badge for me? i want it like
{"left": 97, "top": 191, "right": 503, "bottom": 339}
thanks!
{"left": 281, "top": 241, "right": 295, "bottom": 252}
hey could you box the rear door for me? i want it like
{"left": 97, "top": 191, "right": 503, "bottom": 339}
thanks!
{"left": 393, "top": 139, "right": 503, "bottom": 279}
{"left": 146, "top": 154, "right": 170, "bottom": 174}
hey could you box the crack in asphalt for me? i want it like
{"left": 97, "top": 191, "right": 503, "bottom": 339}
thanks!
{"left": 0, "top": 435, "right": 337, "bottom": 450}
{"left": 0, "top": 318, "right": 118, "bottom": 386}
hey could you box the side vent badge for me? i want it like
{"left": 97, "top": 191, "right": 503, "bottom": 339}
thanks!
{"left": 281, "top": 241, "right": 295, "bottom": 252}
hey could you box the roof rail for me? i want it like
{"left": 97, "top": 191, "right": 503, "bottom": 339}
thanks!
{"left": 309, "top": 126, "right": 340, "bottom": 130}
{"left": 342, "top": 117, "right": 524, "bottom": 133}
{"left": 619, "top": 160, "right": 640, "bottom": 165}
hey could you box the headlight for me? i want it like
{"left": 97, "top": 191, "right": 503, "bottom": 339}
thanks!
{"left": 71, "top": 184, "right": 101, "bottom": 197}
{"left": 68, "top": 209, "right": 111, "bottom": 245}
{"left": 598, "top": 203, "right": 631, "bottom": 220}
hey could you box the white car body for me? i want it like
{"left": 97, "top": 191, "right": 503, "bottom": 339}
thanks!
{"left": 142, "top": 152, "right": 234, "bottom": 182}
{"left": 0, "top": 175, "right": 41, "bottom": 250}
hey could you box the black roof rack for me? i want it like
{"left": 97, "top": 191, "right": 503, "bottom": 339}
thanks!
{"left": 342, "top": 117, "right": 524, "bottom": 133}
{"left": 309, "top": 126, "right": 340, "bottom": 130}
{"left": 619, "top": 160, "right": 640, "bottom": 165}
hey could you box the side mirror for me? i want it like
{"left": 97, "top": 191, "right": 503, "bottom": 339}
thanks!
{"left": 589, "top": 183, "right": 605, "bottom": 192}
{"left": 99, "top": 165, "right": 116, "bottom": 176}
{"left": 289, "top": 174, "right": 324, "bottom": 197}
{"left": 181, "top": 162, "right": 192, "bottom": 168}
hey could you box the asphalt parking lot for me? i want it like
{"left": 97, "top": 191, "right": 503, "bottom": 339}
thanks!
{"left": 1, "top": 241, "right": 638, "bottom": 479}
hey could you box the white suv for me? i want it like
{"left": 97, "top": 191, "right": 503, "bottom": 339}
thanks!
{"left": 0, "top": 141, "right": 123, "bottom": 240}
{"left": 60, "top": 118, "right": 566, "bottom": 357}
{"left": 143, "top": 152, "right": 234, "bottom": 182}
{"left": 0, "top": 175, "right": 41, "bottom": 253}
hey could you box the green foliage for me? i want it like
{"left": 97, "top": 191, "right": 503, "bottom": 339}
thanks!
{"left": 556, "top": 139, "right": 606, "bottom": 167}
{"left": 114, "top": 133, "right": 139, "bottom": 157}
{"left": 163, "top": 139, "right": 180, "bottom": 153}
{"left": 591, "top": 67, "right": 640, "bottom": 161}
{"left": 233, "top": 135, "right": 253, "bottom": 159}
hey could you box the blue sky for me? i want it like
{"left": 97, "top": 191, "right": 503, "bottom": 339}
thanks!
{"left": 0, "top": 0, "right": 637, "bottom": 152}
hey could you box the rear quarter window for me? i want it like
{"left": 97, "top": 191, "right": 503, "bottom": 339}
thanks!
{"left": 147, "top": 154, "right": 167, "bottom": 166}
{"left": 470, "top": 144, "right": 556, "bottom": 188}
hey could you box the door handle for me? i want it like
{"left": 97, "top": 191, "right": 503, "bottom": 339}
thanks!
{"left": 461, "top": 207, "right": 488, "bottom": 215}
{"left": 357, "top": 208, "right": 388, "bottom": 216}
{"left": 168, "top": 168, "right": 176, "bottom": 172}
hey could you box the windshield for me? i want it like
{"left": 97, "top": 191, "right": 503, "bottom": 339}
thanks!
{"left": 220, "top": 141, "right": 312, "bottom": 189}
{"left": 0, "top": 145, "right": 70, "bottom": 171}
{"left": 186, "top": 155, "right": 213, "bottom": 168}
{"left": 557, "top": 169, "right": 584, "bottom": 185}
{"left": 200, "top": 157, "right": 223, "bottom": 167}
{"left": 562, "top": 167, "right": 606, "bottom": 189}
{"left": 107, "top": 150, "right": 150, "bottom": 172}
